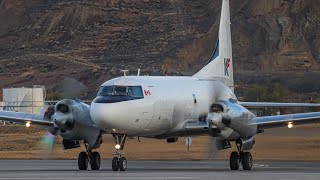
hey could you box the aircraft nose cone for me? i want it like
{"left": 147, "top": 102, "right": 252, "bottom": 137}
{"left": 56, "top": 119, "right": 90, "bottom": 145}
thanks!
{"left": 90, "top": 102, "right": 126, "bottom": 132}
{"left": 90, "top": 102, "right": 109, "bottom": 127}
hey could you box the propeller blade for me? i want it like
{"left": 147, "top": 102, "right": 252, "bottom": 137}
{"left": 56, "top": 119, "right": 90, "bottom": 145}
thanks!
{"left": 62, "top": 77, "right": 88, "bottom": 99}
{"left": 39, "top": 131, "right": 56, "bottom": 159}
{"left": 207, "top": 136, "right": 218, "bottom": 160}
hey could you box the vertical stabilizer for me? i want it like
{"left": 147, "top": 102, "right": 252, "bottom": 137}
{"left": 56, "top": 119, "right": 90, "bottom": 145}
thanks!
{"left": 193, "top": 0, "right": 234, "bottom": 89}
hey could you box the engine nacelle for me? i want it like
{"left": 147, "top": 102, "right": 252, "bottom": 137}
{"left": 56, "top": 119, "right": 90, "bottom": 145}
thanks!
{"left": 53, "top": 99, "right": 102, "bottom": 149}
{"left": 211, "top": 100, "right": 257, "bottom": 139}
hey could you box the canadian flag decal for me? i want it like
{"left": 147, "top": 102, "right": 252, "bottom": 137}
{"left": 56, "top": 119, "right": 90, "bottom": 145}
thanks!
{"left": 144, "top": 90, "right": 151, "bottom": 96}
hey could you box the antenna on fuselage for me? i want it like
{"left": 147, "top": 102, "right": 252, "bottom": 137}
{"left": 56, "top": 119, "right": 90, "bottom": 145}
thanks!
{"left": 137, "top": 69, "right": 140, "bottom": 76}
{"left": 120, "top": 70, "right": 129, "bottom": 77}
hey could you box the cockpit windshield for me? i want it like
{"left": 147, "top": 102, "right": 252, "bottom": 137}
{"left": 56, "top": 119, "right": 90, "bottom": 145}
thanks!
{"left": 114, "top": 86, "right": 127, "bottom": 96}
{"left": 97, "top": 85, "right": 144, "bottom": 98}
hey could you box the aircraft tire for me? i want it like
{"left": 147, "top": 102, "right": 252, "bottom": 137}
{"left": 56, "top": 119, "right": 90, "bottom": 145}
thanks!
{"left": 112, "top": 157, "right": 119, "bottom": 171}
{"left": 78, "top": 151, "right": 88, "bottom": 170}
{"left": 119, "top": 157, "right": 127, "bottom": 171}
{"left": 90, "top": 152, "right": 101, "bottom": 170}
{"left": 229, "top": 151, "right": 240, "bottom": 170}
{"left": 241, "top": 152, "right": 252, "bottom": 170}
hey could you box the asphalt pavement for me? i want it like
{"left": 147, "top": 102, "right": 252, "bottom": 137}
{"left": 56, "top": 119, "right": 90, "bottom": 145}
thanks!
{"left": 0, "top": 160, "right": 319, "bottom": 180}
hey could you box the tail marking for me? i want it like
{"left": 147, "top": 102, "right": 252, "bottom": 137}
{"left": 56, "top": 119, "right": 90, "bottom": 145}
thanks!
{"left": 224, "top": 58, "right": 231, "bottom": 76}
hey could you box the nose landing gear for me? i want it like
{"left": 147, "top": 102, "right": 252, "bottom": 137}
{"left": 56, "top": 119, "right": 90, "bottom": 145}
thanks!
{"left": 229, "top": 139, "right": 252, "bottom": 170}
{"left": 78, "top": 143, "right": 101, "bottom": 170}
{"left": 111, "top": 134, "right": 127, "bottom": 171}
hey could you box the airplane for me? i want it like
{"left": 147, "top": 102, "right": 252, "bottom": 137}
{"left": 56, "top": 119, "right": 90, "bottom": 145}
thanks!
{"left": 1, "top": 0, "right": 320, "bottom": 171}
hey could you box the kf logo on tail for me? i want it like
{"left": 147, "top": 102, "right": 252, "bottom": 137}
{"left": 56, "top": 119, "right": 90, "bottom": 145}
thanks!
{"left": 224, "top": 58, "right": 231, "bottom": 76}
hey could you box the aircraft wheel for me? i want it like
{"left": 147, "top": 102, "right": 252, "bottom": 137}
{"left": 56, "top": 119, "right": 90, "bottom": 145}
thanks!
{"left": 90, "top": 152, "right": 101, "bottom": 170}
{"left": 112, "top": 157, "right": 119, "bottom": 171}
{"left": 241, "top": 152, "right": 252, "bottom": 170}
{"left": 230, "top": 151, "right": 240, "bottom": 170}
{"left": 78, "top": 151, "right": 88, "bottom": 170}
{"left": 119, "top": 157, "right": 127, "bottom": 171}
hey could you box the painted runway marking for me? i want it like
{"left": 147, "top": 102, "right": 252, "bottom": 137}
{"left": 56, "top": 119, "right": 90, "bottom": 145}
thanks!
{"left": 0, "top": 177, "right": 199, "bottom": 180}
{"left": 253, "top": 164, "right": 270, "bottom": 167}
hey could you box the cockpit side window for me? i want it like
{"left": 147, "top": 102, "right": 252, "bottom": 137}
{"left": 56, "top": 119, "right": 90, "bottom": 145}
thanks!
{"left": 128, "top": 86, "right": 143, "bottom": 98}
{"left": 97, "top": 86, "right": 113, "bottom": 96}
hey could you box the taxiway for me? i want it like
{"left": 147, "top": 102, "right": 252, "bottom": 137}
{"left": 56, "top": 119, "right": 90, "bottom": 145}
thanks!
{"left": 0, "top": 160, "right": 319, "bottom": 180}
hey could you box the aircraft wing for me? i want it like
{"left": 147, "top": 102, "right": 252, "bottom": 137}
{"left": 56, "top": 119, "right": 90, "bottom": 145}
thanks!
{"left": 0, "top": 111, "right": 53, "bottom": 126}
{"left": 240, "top": 102, "right": 320, "bottom": 108}
{"left": 250, "top": 112, "right": 320, "bottom": 130}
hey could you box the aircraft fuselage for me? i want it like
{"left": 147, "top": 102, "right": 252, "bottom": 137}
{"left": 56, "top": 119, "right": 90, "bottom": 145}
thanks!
{"left": 90, "top": 76, "right": 238, "bottom": 138}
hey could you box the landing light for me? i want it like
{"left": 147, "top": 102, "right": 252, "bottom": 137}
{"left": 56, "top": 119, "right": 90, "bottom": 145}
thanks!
{"left": 115, "top": 144, "right": 121, "bottom": 150}
{"left": 25, "top": 122, "right": 31, "bottom": 128}
{"left": 288, "top": 122, "right": 293, "bottom": 129}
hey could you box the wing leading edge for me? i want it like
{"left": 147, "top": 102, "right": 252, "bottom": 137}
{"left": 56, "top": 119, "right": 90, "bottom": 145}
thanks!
{"left": 240, "top": 102, "right": 320, "bottom": 108}
{"left": 250, "top": 112, "right": 320, "bottom": 130}
{"left": 0, "top": 111, "right": 53, "bottom": 126}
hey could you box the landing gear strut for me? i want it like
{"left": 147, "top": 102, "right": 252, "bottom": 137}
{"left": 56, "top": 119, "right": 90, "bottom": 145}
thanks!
{"left": 78, "top": 143, "right": 101, "bottom": 170}
{"left": 229, "top": 139, "right": 252, "bottom": 170}
{"left": 111, "top": 134, "right": 127, "bottom": 171}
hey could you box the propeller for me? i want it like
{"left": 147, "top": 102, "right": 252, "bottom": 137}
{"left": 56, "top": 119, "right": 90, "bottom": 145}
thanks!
{"left": 40, "top": 131, "right": 56, "bottom": 159}
{"left": 207, "top": 136, "right": 218, "bottom": 160}
{"left": 62, "top": 77, "right": 88, "bottom": 99}
{"left": 39, "top": 77, "right": 88, "bottom": 158}
{"left": 39, "top": 101, "right": 76, "bottom": 158}
{"left": 207, "top": 112, "right": 227, "bottom": 160}
{"left": 38, "top": 106, "right": 58, "bottom": 159}
{"left": 51, "top": 103, "right": 74, "bottom": 131}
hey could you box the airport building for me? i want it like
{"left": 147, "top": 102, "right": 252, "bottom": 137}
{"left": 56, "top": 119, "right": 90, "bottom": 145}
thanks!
{"left": 0, "top": 102, "right": 3, "bottom": 111}
{"left": 2, "top": 86, "right": 46, "bottom": 114}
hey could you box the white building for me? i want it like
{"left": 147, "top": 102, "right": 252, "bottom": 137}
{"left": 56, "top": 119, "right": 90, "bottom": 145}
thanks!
{"left": 3, "top": 86, "right": 46, "bottom": 114}
{"left": 0, "top": 102, "right": 3, "bottom": 111}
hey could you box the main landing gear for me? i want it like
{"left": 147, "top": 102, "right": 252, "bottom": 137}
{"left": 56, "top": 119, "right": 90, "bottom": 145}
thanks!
{"left": 111, "top": 134, "right": 127, "bottom": 171}
{"left": 78, "top": 143, "right": 101, "bottom": 170}
{"left": 229, "top": 139, "right": 252, "bottom": 171}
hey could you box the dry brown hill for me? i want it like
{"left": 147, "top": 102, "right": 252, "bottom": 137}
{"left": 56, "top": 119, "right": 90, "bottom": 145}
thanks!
{"left": 0, "top": 0, "right": 319, "bottom": 100}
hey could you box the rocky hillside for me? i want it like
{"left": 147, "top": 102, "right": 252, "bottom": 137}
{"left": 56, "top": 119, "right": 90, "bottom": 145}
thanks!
{"left": 0, "top": 0, "right": 319, "bottom": 100}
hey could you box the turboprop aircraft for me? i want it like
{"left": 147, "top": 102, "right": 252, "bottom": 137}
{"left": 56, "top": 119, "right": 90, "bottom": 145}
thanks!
{"left": 1, "top": 0, "right": 320, "bottom": 171}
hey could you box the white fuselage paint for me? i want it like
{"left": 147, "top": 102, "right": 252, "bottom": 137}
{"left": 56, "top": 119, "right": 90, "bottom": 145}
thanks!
{"left": 90, "top": 76, "right": 237, "bottom": 137}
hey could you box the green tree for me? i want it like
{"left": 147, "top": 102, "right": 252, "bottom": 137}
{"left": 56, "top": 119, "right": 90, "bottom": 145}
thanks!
{"left": 244, "top": 84, "right": 288, "bottom": 115}
{"left": 46, "top": 92, "right": 62, "bottom": 101}
{"left": 245, "top": 84, "right": 287, "bottom": 102}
